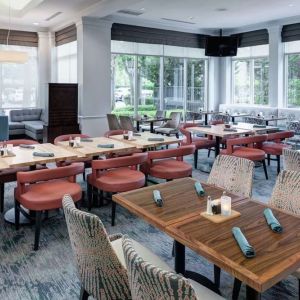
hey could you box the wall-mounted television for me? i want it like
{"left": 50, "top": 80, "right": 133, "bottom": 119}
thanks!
{"left": 205, "top": 36, "right": 238, "bottom": 57}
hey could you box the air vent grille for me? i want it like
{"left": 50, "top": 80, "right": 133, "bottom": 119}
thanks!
{"left": 161, "top": 18, "right": 196, "bottom": 25}
{"left": 117, "top": 9, "right": 144, "bottom": 16}
{"left": 45, "top": 12, "right": 62, "bottom": 21}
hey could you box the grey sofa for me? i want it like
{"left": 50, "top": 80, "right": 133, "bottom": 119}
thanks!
{"left": 9, "top": 109, "right": 45, "bottom": 141}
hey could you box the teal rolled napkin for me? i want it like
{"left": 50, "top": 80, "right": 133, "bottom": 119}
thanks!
{"left": 198, "top": 125, "right": 212, "bottom": 128}
{"left": 148, "top": 138, "right": 164, "bottom": 142}
{"left": 232, "top": 122, "right": 238, "bottom": 125}
{"left": 194, "top": 181, "right": 205, "bottom": 196}
{"left": 223, "top": 128, "right": 238, "bottom": 132}
{"left": 20, "top": 144, "right": 35, "bottom": 149}
{"left": 133, "top": 133, "right": 141, "bottom": 136}
{"left": 81, "top": 138, "right": 93, "bottom": 142}
{"left": 33, "top": 152, "right": 54, "bottom": 157}
{"left": 264, "top": 208, "right": 283, "bottom": 233}
{"left": 232, "top": 227, "right": 256, "bottom": 258}
{"left": 253, "top": 125, "right": 266, "bottom": 128}
{"left": 153, "top": 190, "right": 163, "bottom": 207}
{"left": 97, "top": 144, "right": 114, "bottom": 148}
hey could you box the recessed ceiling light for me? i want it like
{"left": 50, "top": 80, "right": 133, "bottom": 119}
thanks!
{"left": 189, "top": 16, "right": 194, "bottom": 20}
{"left": 215, "top": 8, "right": 228, "bottom": 12}
{"left": 140, "top": 7, "right": 145, "bottom": 11}
{"left": 33, "top": 22, "right": 39, "bottom": 26}
{"left": 288, "top": 3, "right": 294, "bottom": 7}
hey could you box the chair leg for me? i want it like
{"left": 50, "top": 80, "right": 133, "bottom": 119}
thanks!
{"left": 171, "top": 240, "right": 175, "bottom": 257}
{"left": 34, "top": 211, "right": 42, "bottom": 251}
{"left": 277, "top": 155, "right": 280, "bottom": 174}
{"left": 111, "top": 201, "right": 116, "bottom": 226}
{"left": 208, "top": 149, "right": 211, "bottom": 158}
{"left": 82, "top": 170, "right": 86, "bottom": 181}
{"left": 262, "top": 160, "right": 268, "bottom": 180}
{"left": 214, "top": 265, "right": 221, "bottom": 289}
{"left": 232, "top": 278, "right": 242, "bottom": 300}
{"left": 0, "top": 182, "right": 4, "bottom": 213}
{"left": 267, "top": 154, "right": 271, "bottom": 166}
{"left": 194, "top": 150, "right": 198, "bottom": 169}
{"left": 15, "top": 199, "right": 20, "bottom": 230}
{"left": 80, "top": 286, "right": 89, "bottom": 300}
{"left": 87, "top": 182, "right": 92, "bottom": 211}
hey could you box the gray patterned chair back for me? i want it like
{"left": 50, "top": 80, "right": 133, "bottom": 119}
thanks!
{"left": 119, "top": 115, "right": 135, "bottom": 131}
{"left": 62, "top": 195, "right": 131, "bottom": 300}
{"left": 207, "top": 155, "right": 254, "bottom": 197}
{"left": 163, "top": 111, "right": 181, "bottom": 128}
{"left": 269, "top": 170, "right": 300, "bottom": 215}
{"left": 122, "top": 236, "right": 198, "bottom": 300}
{"left": 107, "top": 114, "right": 121, "bottom": 130}
{"left": 283, "top": 148, "right": 300, "bottom": 172}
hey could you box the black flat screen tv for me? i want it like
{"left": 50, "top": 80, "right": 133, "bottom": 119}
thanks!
{"left": 205, "top": 36, "right": 238, "bottom": 57}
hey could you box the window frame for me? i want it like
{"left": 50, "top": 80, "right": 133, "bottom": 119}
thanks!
{"left": 231, "top": 54, "right": 269, "bottom": 106}
{"left": 111, "top": 48, "right": 209, "bottom": 117}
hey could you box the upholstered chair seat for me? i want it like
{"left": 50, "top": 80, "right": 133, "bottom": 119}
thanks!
{"left": 221, "top": 146, "right": 265, "bottom": 161}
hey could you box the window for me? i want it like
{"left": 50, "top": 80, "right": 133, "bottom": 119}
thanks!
{"left": 285, "top": 40, "right": 300, "bottom": 107}
{"left": 232, "top": 45, "right": 269, "bottom": 105}
{"left": 0, "top": 45, "right": 38, "bottom": 109}
{"left": 111, "top": 41, "right": 207, "bottom": 118}
{"left": 57, "top": 41, "right": 77, "bottom": 83}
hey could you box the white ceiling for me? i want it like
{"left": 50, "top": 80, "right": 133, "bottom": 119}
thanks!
{"left": 0, "top": 0, "right": 299, "bottom": 32}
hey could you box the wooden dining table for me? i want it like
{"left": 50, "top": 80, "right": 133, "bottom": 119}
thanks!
{"left": 232, "top": 122, "right": 279, "bottom": 133}
{"left": 113, "top": 178, "right": 300, "bottom": 300}
{"left": 109, "top": 132, "right": 182, "bottom": 150}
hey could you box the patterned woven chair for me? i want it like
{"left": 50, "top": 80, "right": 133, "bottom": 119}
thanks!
{"left": 207, "top": 155, "right": 254, "bottom": 198}
{"left": 122, "top": 236, "right": 224, "bottom": 300}
{"left": 62, "top": 195, "right": 184, "bottom": 300}
{"left": 268, "top": 170, "right": 300, "bottom": 296}
{"left": 283, "top": 148, "right": 300, "bottom": 171}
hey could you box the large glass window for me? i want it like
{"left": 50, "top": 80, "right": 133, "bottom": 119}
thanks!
{"left": 57, "top": 41, "right": 77, "bottom": 83}
{"left": 111, "top": 41, "right": 207, "bottom": 118}
{"left": 285, "top": 40, "right": 300, "bottom": 107}
{"left": 0, "top": 44, "right": 38, "bottom": 109}
{"left": 232, "top": 45, "right": 269, "bottom": 105}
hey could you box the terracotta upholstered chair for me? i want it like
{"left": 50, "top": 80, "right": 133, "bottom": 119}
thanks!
{"left": 260, "top": 131, "right": 294, "bottom": 174}
{"left": 63, "top": 195, "right": 182, "bottom": 300}
{"left": 87, "top": 153, "right": 147, "bottom": 226}
{"left": 155, "top": 111, "right": 181, "bottom": 137}
{"left": 283, "top": 148, "right": 300, "bottom": 171}
{"left": 122, "top": 236, "right": 224, "bottom": 300}
{"left": 141, "top": 145, "right": 195, "bottom": 181}
{"left": 0, "top": 139, "right": 45, "bottom": 213}
{"left": 107, "top": 113, "right": 121, "bottom": 130}
{"left": 221, "top": 135, "right": 269, "bottom": 179}
{"left": 208, "top": 155, "right": 254, "bottom": 198}
{"left": 54, "top": 134, "right": 92, "bottom": 180}
{"left": 15, "top": 163, "right": 84, "bottom": 250}
{"left": 180, "top": 123, "right": 216, "bottom": 168}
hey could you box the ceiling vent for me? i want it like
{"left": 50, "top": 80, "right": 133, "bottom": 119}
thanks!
{"left": 161, "top": 18, "right": 196, "bottom": 25}
{"left": 117, "top": 9, "right": 144, "bottom": 16}
{"left": 45, "top": 12, "right": 62, "bottom": 22}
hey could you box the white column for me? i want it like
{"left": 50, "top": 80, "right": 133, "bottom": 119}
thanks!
{"left": 76, "top": 17, "right": 112, "bottom": 136}
{"left": 37, "top": 32, "right": 53, "bottom": 111}
{"left": 207, "top": 56, "right": 222, "bottom": 111}
{"left": 268, "top": 25, "right": 284, "bottom": 108}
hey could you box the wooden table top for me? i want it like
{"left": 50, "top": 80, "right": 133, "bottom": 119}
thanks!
{"left": 232, "top": 122, "right": 279, "bottom": 133}
{"left": 199, "top": 111, "right": 221, "bottom": 115}
{"left": 187, "top": 125, "right": 252, "bottom": 138}
{"left": 113, "top": 177, "right": 246, "bottom": 231}
{"left": 109, "top": 132, "right": 182, "bottom": 149}
{"left": 134, "top": 117, "right": 171, "bottom": 123}
{"left": 166, "top": 200, "right": 300, "bottom": 292}
{"left": 252, "top": 116, "right": 287, "bottom": 122}
{"left": 2, "top": 143, "right": 78, "bottom": 168}
{"left": 57, "top": 137, "right": 136, "bottom": 157}
{"left": 0, "top": 158, "right": 9, "bottom": 170}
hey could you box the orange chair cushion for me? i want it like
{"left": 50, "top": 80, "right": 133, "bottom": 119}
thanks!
{"left": 88, "top": 168, "right": 145, "bottom": 193}
{"left": 261, "top": 142, "right": 291, "bottom": 156}
{"left": 147, "top": 158, "right": 192, "bottom": 180}
{"left": 16, "top": 179, "right": 82, "bottom": 211}
{"left": 221, "top": 146, "right": 265, "bottom": 161}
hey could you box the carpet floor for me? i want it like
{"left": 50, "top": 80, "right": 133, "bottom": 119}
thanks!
{"left": 0, "top": 152, "right": 297, "bottom": 300}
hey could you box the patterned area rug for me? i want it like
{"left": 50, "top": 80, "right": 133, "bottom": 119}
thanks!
{"left": 0, "top": 153, "right": 297, "bottom": 300}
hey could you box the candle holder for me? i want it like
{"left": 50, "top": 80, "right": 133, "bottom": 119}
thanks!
{"left": 221, "top": 195, "right": 232, "bottom": 216}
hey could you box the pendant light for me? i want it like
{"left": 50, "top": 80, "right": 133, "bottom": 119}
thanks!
{"left": 0, "top": 0, "right": 29, "bottom": 63}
